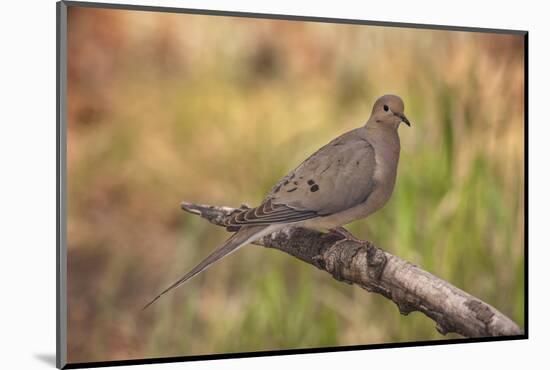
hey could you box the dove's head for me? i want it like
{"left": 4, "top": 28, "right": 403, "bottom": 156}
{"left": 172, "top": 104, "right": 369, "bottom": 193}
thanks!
{"left": 368, "top": 94, "right": 411, "bottom": 130}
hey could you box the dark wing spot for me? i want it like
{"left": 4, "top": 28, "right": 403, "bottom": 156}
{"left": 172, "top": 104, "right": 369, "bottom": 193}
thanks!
{"left": 287, "top": 187, "right": 298, "bottom": 193}
{"left": 289, "top": 173, "right": 295, "bottom": 180}
{"left": 273, "top": 185, "right": 281, "bottom": 193}
{"left": 293, "top": 181, "right": 299, "bottom": 185}
{"left": 310, "top": 184, "right": 319, "bottom": 192}
{"left": 356, "top": 161, "right": 360, "bottom": 165}
{"left": 283, "top": 180, "right": 289, "bottom": 186}
{"left": 307, "top": 179, "right": 315, "bottom": 185}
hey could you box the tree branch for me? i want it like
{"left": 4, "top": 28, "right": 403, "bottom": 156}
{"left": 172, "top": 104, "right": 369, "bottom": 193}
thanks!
{"left": 180, "top": 202, "right": 523, "bottom": 338}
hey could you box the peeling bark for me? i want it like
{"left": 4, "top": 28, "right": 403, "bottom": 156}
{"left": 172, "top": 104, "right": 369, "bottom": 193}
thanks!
{"left": 180, "top": 202, "right": 523, "bottom": 338}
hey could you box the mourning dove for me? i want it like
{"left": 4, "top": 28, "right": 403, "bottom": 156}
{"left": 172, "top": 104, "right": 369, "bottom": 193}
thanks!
{"left": 144, "top": 94, "right": 411, "bottom": 309}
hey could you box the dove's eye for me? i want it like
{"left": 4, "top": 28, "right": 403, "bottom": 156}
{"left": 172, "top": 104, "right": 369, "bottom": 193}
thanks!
{"left": 383, "top": 104, "right": 389, "bottom": 112}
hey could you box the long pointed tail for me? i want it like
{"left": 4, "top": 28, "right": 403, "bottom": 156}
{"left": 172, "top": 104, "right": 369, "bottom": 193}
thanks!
{"left": 142, "top": 225, "right": 273, "bottom": 310}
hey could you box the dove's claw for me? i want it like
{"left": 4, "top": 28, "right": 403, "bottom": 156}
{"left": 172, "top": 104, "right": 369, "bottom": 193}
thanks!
{"left": 328, "top": 227, "right": 363, "bottom": 243}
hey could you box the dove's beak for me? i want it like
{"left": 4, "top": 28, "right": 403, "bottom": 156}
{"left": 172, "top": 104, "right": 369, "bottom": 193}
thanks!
{"left": 396, "top": 113, "right": 411, "bottom": 127}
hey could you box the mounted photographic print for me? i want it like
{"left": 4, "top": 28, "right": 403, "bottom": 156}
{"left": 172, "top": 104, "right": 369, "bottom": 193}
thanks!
{"left": 57, "top": 1, "right": 527, "bottom": 368}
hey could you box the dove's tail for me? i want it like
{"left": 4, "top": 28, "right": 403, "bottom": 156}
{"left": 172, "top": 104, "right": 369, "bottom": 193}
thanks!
{"left": 142, "top": 224, "right": 277, "bottom": 310}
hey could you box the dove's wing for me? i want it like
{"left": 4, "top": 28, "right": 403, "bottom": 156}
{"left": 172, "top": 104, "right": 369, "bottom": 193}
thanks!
{"left": 224, "top": 128, "right": 376, "bottom": 229}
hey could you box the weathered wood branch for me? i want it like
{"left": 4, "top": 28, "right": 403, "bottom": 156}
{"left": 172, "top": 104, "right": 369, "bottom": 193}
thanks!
{"left": 181, "top": 202, "right": 523, "bottom": 338}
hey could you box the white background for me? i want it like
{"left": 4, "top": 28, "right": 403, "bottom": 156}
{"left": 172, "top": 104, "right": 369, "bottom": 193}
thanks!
{"left": 0, "top": 0, "right": 546, "bottom": 368}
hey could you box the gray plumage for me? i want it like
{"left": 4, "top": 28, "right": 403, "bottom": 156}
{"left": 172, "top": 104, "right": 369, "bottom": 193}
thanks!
{"left": 143, "top": 94, "right": 411, "bottom": 309}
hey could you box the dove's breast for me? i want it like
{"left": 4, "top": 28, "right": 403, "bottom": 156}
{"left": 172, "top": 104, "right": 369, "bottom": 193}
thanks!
{"left": 305, "top": 131, "right": 401, "bottom": 229}
{"left": 367, "top": 138, "right": 400, "bottom": 212}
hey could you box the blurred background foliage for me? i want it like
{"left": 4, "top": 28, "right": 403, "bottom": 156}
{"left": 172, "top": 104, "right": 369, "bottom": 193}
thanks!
{"left": 66, "top": 6, "right": 525, "bottom": 363}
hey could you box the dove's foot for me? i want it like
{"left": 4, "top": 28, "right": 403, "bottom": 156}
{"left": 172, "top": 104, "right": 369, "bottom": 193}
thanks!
{"left": 328, "top": 226, "right": 363, "bottom": 243}
{"left": 324, "top": 228, "right": 386, "bottom": 282}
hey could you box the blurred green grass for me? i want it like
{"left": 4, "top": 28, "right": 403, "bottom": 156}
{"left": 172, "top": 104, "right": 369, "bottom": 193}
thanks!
{"left": 66, "top": 8, "right": 524, "bottom": 363}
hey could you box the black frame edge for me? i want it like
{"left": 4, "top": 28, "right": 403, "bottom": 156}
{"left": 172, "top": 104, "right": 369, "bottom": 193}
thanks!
{"left": 62, "top": 0, "right": 527, "bottom": 35}
{"left": 523, "top": 32, "right": 529, "bottom": 338}
{"left": 57, "top": 1, "right": 68, "bottom": 369}
{"left": 63, "top": 335, "right": 527, "bottom": 369}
